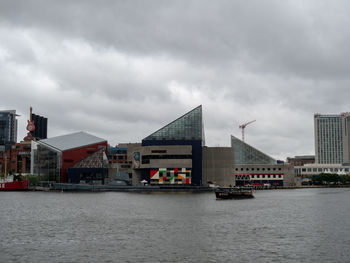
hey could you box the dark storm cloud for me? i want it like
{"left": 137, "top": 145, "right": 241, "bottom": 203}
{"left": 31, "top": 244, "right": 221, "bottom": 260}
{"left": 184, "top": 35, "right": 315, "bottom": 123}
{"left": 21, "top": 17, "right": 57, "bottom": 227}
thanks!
{"left": 1, "top": 0, "right": 350, "bottom": 158}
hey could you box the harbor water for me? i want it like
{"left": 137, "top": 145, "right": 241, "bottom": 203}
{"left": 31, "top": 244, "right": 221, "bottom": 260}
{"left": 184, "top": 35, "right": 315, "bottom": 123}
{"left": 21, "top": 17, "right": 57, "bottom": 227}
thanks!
{"left": 1, "top": 188, "right": 350, "bottom": 262}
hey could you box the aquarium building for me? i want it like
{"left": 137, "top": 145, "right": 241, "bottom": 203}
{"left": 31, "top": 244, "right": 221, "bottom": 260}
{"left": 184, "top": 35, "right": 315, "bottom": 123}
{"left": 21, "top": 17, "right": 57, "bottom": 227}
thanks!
{"left": 31, "top": 131, "right": 108, "bottom": 183}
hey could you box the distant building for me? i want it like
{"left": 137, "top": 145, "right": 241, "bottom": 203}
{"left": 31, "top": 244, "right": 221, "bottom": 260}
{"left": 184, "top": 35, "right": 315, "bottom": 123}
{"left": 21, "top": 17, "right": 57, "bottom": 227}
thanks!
{"left": 286, "top": 155, "right": 315, "bottom": 166}
{"left": 108, "top": 144, "right": 132, "bottom": 184}
{"left": 31, "top": 131, "right": 108, "bottom": 183}
{"left": 31, "top": 113, "right": 48, "bottom": 140}
{"left": 295, "top": 163, "right": 350, "bottom": 178}
{"left": 108, "top": 146, "right": 128, "bottom": 164}
{"left": 0, "top": 110, "right": 18, "bottom": 151}
{"left": 314, "top": 113, "right": 350, "bottom": 164}
{"left": 0, "top": 142, "right": 32, "bottom": 175}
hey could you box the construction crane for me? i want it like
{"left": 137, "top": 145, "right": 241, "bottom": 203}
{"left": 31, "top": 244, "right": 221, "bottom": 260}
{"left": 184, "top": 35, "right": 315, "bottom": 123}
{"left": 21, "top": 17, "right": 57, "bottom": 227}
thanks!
{"left": 239, "top": 120, "right": 256, "bottom": 142}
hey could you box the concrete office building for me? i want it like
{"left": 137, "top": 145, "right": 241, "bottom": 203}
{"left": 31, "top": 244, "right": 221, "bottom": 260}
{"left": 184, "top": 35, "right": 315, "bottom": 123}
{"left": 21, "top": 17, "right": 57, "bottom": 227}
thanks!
{"left": 314, "top": 113, "right": 350, "bottom": 164}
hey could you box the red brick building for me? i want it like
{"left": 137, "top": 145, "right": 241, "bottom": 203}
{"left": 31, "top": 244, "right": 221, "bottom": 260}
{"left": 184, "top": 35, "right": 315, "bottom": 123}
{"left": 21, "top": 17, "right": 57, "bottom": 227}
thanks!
{"left": 0, "top": 141, "right": 31, "bottom": 175}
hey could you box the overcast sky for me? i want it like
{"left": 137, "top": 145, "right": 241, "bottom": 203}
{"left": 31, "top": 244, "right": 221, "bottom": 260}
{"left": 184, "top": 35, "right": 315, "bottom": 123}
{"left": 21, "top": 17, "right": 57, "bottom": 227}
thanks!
{"left": 1, "top": 0, "right": 350, "bottom": 160}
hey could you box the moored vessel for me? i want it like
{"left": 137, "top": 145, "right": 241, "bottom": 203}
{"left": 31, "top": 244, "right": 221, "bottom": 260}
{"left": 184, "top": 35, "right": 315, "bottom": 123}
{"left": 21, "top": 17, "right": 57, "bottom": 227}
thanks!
{"left": 0, "top": 178, "right": 29, "bottom": 191}
{"left": 215, "top": 186, "right": 254, "bottom": 199}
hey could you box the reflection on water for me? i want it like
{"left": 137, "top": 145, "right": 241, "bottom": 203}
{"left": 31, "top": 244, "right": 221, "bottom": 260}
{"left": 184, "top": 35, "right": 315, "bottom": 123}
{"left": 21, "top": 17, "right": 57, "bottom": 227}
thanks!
{"left": 1, "top": 188, "right": 350, "bottom": 262}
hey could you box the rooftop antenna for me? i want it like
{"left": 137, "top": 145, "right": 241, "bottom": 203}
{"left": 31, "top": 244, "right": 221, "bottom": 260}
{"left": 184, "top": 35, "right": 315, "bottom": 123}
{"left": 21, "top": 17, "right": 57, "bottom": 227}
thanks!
{"left": 239, "top": 120, "right": 256, "bottom": 142}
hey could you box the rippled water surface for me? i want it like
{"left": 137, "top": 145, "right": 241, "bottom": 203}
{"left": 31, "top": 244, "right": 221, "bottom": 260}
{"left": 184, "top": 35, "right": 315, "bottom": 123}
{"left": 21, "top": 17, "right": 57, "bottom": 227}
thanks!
{"left": 1, "top": 188, "right": 350, "bottom": 262}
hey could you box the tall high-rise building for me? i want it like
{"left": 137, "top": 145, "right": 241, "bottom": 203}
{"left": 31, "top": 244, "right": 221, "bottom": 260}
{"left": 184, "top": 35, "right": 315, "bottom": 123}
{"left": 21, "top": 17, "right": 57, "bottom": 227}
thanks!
{"left": 314, "top": 113, "right": 350, "bottom": 164}
{"left": 0, "top": 110, "right": 18, "bottom": 151}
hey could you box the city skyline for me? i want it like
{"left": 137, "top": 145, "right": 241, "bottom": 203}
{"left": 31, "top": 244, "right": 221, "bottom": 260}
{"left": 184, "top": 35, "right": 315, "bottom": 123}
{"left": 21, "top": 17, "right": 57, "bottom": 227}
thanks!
{"left": 2, "top": 1, "right": 350, "bottom": 160}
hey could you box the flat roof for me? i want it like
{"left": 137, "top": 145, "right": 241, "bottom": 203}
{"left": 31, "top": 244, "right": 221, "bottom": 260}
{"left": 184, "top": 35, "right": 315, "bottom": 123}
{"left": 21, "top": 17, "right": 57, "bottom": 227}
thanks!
{"left": 39, "top": 131, "right": 106, "bottom": 152}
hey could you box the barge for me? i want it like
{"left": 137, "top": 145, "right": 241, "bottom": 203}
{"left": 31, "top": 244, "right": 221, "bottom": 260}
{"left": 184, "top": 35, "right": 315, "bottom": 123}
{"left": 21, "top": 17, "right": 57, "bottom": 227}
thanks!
{"left": 215, "top": 186, "right": 254, "bottom": 199}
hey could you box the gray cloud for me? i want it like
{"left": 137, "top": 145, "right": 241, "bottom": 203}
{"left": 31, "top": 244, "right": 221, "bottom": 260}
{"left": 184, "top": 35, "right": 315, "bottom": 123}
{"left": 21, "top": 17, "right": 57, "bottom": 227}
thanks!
{"left": 1, "top": 0, "right": 350, "bottom": 159}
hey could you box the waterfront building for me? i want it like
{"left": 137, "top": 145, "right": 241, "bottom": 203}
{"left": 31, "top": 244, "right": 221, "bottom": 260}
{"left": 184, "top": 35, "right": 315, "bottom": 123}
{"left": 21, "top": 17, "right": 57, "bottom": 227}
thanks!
{"left": 233, "top": 164, "right": 295, "bottom": 187}
{"left": 231, "top": 135, "right": 295, "bottom": 186}
{"left": 294, "top": 163, "right": 350, "bottom": 184}
{"left": 31, "top": 131, "right": 108, "bottom": 183}
{"left": 314, "top": 113, "right": 350, "bottom": 164}
{"left": 130, "top": 105, "right": 204, "bottom": 186}
{"left": 231, "top": 135, "right": 276, "bottom": 165}
{"left": 67, "top": 147, "right": 109, "bottom": 185}
{"left": 0, "top": 110, "right": 18, "bottom": 151}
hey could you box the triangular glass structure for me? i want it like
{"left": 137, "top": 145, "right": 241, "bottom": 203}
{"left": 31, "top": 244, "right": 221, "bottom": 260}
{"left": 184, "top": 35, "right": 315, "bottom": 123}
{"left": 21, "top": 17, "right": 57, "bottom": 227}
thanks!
{"left": 143, "top": 105, "right": 204, "bottom": 143}
{"left": 231, "top": 135, "right": 276, "bottom": 164}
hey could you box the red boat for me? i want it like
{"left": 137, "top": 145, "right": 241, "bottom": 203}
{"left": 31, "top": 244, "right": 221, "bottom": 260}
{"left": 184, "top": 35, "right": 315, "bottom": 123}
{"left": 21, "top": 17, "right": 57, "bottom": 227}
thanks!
{"left": 0, "top": 179, "right": 29, "bottom": 191}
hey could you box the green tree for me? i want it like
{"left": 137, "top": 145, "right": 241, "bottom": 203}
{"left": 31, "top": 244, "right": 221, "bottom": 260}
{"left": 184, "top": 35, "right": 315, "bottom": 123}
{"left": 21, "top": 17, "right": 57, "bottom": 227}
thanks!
{"left": 340, "top": 174, "right": 350, "bottom": 185}
{"left": 25, "top": 174, "right": 39, "bottom": 186}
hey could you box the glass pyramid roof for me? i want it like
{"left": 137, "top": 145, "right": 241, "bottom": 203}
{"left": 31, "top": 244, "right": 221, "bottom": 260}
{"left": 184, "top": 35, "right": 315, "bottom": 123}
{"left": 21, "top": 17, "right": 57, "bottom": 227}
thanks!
{"left": 143, "top": 105, "right": 204, "bottom": 143}
{"left": 231, "top": 135, "right": 276, "bottom": 164}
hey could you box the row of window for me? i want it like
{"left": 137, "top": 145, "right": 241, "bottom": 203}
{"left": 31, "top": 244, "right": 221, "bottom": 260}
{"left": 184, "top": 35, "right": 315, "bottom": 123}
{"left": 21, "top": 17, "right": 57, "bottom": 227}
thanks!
{"left": 300, "top": 167, "right": 350, "bottom": 172}
{"left": 250, "top": 174, "right": 283, "bottom": 179}
{"left": 235, "top": 167, "right": 282, "bottom": 171}
{"left": 142, "top": 155, "right": 192, "bottom": 164}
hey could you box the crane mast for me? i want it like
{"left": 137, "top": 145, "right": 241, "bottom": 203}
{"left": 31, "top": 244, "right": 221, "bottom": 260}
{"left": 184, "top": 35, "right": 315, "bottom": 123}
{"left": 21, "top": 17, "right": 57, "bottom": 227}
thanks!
{"left": 239, "top": 120, "right": 256, "bottom": 142}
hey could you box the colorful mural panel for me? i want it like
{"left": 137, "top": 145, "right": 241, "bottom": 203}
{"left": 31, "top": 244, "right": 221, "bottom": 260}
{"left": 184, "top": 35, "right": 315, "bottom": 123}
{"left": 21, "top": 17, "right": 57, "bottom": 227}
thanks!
{"left": 150, "top": 168, "right": 192, "bottom": 185}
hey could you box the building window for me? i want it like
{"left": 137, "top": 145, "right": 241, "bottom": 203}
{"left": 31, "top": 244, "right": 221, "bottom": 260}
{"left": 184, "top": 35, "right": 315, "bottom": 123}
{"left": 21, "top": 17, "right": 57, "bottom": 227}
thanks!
{"left": 246, "top": 168, "right": 249, "bottom": 171}
{"left": 257, "top": 168, "right": 260, "bottom": 171}
{"left": 262, "top": 175, "right": 265, "bottom": 178}
{"left": 235, "top": 168, "right": 238, "bottom": 171}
